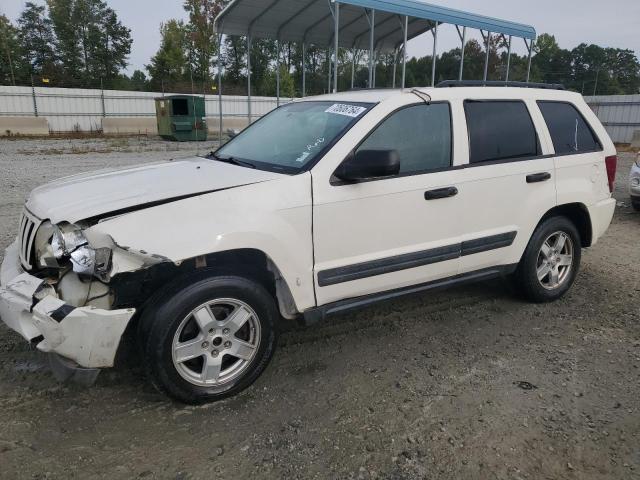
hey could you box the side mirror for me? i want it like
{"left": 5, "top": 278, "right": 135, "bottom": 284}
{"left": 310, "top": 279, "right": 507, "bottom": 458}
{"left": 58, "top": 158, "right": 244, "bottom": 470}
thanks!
{"left": 334, "top": 149, "right": 400, "bottom": 182}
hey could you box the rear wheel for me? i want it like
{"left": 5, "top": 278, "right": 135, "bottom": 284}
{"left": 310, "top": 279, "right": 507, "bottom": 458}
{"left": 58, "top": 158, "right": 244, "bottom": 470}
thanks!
{"left": 515, "top": 216, "right": 581, "bottom": 303}
{"left": 140, "top": 275, "right": 278, "bottom": 404}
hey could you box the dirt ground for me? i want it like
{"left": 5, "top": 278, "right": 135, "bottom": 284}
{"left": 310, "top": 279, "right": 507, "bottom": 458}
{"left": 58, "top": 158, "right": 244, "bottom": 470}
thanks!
{"left": 0, "top": 137, "right": 638, "bottom": 480}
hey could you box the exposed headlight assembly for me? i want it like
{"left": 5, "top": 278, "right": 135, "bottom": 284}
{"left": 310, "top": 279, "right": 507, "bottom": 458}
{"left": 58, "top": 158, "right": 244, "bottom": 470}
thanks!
{"left": 50, "top": 224, "right": 112, "bottom": 278}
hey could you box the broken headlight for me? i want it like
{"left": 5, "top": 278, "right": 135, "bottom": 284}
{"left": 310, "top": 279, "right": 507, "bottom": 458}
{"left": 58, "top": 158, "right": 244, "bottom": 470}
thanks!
{"left": 48, "top": 224, "right": 112, "bottom": 278}
{"left": 52, "top": 225, "right": 88, "bottom": 258}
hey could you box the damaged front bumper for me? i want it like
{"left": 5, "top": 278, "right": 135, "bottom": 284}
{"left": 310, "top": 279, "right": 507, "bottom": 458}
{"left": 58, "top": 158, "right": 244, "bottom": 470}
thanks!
{"left": 0, "top": 241, "right": 135, "bottom": 369}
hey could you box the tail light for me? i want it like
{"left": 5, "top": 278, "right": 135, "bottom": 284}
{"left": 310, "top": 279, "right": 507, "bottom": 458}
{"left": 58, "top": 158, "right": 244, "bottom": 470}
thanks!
{"left": 605, "top": 155, "right": 617, "bottom": 193}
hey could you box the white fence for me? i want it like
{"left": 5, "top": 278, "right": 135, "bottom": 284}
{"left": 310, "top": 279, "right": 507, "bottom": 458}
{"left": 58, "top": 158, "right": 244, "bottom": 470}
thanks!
{"left": 0, "top": 85, "right": 292, "bottom": 133}
{"left": 584, "top": 95, "right": 640, "bottom": 144}
{"left": 1, "top": 85, "right": 638, "bottom": 142}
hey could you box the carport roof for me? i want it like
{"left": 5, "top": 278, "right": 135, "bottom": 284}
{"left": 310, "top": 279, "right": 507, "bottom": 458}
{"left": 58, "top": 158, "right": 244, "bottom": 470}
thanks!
{"left": 215, "top": 0, "right": 536, "bottom": 52}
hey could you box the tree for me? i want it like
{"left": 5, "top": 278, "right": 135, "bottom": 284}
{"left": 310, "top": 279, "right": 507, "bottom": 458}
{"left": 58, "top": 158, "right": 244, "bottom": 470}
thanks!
{"left": 183, "top": 0, "right": 226, "bottom": 83}
{"left": 97, "top": 7, "right": 133, "bottom": 87}
{"left": 0, "top": 15, "right": 22, "bottom": 85}
{"left": 46, "top": 0, "right": 131, "bottom": 87}
{"left": 17, "top": 2, "right": 57, "bottom": 80}
{"left": 146, "top": 20, "right": 189, "bottom": 90}
{"left": 47, "top": 0, "right": 82, "bottom": 83}
{"left": 130, "top": 70, "right": 148, "bottom": 91}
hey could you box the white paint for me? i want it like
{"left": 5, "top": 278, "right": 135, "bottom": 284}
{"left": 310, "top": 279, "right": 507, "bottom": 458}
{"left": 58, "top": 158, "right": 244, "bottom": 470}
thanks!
{"left": 0, "top": 86, "right": 617, "bottom": 371}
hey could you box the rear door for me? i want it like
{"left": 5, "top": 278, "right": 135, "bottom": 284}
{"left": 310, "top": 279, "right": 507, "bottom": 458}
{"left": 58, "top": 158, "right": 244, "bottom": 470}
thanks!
{"left": 456, "top": 98, "right": 557, "bottom": 274}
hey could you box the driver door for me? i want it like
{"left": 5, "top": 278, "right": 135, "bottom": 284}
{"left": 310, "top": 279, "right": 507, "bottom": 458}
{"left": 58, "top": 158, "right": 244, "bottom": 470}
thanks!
{"left": 312, "top": 102, "right": 465, "bottom": 306}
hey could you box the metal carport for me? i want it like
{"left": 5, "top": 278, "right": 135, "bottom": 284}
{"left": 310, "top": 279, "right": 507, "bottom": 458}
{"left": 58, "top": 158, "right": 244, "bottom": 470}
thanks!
{"left": 214, "top": 0, "right": 536, "bottom": 137}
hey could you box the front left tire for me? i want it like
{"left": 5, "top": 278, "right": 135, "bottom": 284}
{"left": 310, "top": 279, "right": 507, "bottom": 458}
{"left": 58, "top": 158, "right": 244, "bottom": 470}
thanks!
{"left": 140, "top": 274, "right": 278, "bottom": 404}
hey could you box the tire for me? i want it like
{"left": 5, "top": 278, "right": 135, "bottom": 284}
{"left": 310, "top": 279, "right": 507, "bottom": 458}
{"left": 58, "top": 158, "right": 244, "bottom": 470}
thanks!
{"left": 139, "top": 274, "right": 278, "bottom": 404}
{"left": 632, "top": 200, "right": 640, "bottom": 212}
{"left": 515, "top": 216, "right": 582, "bottom": 303}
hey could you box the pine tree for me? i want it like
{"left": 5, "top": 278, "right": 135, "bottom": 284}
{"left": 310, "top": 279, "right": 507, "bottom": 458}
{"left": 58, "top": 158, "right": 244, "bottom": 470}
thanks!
{"left": 0, "top": 15, "right": 22, "bottom": 85}
{"left": 17, "top": 2, "right": 57, "bottom": 80}
{"left": 146, "top": 20, "right": 189, "bottom": 91}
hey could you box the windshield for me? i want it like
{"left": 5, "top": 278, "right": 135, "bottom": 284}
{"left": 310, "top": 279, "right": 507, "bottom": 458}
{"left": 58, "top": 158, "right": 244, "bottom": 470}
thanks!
{"left": 212, "top": 101, "right": 373, "bottom": 173}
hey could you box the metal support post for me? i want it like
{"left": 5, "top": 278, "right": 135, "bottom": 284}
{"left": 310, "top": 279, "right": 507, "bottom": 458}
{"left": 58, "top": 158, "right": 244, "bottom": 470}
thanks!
{"left": 431, "top": 22, "right": 438, "bottom": 87}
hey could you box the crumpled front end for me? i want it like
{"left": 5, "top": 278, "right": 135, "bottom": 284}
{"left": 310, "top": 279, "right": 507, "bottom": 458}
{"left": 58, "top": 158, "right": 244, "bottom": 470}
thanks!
{"left": 0, "top": 241, "right": 135, "bottom": 369}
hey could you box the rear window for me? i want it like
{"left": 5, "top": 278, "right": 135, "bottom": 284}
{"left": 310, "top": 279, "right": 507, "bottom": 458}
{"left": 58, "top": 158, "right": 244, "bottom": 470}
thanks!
{"left": 537, "top": 101, "right": 601, "bottom": 155}
{"left": 464, "top": 101, "right": 540, "bottom": 164}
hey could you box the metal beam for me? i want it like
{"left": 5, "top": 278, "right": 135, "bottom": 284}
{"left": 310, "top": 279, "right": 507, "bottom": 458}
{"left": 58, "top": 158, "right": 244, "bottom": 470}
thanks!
{"left": 525, "top": 38, "right": 533, "bottom": 82}
{"left": 366, "top": 9, "right": 375, "bottom": 88}
{"left": 275, "top": 0, "right": 316, "bottom": 39}
{"left": 217, "top": 32, "right": 223, "bottom": 143}
{"left": 303, "top": 12, "right": 333, "bottom": 41}
{"left": 456, "top": 25, "right": 466, "bottom": 81}
{"left": 302, "top": 42, "right": 306, "bottom": 97}
{"left": 333, "top": 1, "right": 340, "bottom": 93}
{"left": 431, "top": 21, "right": 438, "bottom": 87}
{"left": 351, "top": 48, "right": 356, "bottom": 89}
{"left": 483, "top": 31, "right": 491, "bottom": 82}
{"left": 401, "top": 16, "right": 408, "bottom": 89}
{"left": 392, "top": 48, "right": 397, "bottom": 89}
{"left": 248, "top": 0, "right": 281, "bottom": 33}
{"left": 247, "top": 34, "right": 252, "bottom": 123}
{"left": 505, "top": 35, "right": 512, "bottom": 82}
{"left": 327, "top": 48, "right": 332, "bottom": 93}
{"left": 276, "top": 40, "right": 281, "bottom": 105}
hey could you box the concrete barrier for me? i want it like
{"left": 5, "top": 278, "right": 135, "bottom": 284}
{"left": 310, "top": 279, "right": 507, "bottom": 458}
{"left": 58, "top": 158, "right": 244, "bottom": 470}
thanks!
{"left": 206, "top": 117, "right": 251, "bottom": 135}
{"left": 102, "top": 117, "right": 158, "bottom": 135}
{"left": 0, "top": 117, "right": 49, "bottom": 136}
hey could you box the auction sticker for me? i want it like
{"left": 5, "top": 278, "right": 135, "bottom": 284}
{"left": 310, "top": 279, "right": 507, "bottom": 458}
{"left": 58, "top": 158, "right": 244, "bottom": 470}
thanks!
{"left": 325, "top": 104, "right": 367, "bottom": 118}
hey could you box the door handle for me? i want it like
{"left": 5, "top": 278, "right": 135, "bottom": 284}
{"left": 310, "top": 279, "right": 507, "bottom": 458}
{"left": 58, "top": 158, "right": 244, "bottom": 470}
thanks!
{"left": 526, "top": 172, "right": 551, "bottom": 183}
{"left": 424, "top": 186, "right": 458, "bottom": 200}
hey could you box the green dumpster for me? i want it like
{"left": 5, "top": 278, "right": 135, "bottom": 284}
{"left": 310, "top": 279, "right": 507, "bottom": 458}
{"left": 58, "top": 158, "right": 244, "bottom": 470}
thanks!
{"left": 155, "top": 95, "right": 207, "bottom": 142}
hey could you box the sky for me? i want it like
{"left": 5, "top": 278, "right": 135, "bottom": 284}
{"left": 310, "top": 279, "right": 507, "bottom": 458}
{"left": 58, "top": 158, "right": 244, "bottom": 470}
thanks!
{"left": 2, "top": 0, "right": 640, "bottom": 75}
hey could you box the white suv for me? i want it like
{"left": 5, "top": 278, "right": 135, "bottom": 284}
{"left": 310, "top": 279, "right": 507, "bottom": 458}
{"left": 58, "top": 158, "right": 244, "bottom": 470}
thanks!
{"left": 0, "top": 85, "right": 617, "bottom": 403}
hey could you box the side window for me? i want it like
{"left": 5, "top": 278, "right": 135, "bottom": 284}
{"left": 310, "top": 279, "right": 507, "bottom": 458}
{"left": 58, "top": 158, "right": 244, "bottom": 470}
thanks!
{"left": 464, "top": 101, "right": 540, "bottom": 163}
{"left": 356, "top": 103, "right": 452, "bottom": 175}
{"left": 537, "top": 101, "right": 601, "bottom": 155}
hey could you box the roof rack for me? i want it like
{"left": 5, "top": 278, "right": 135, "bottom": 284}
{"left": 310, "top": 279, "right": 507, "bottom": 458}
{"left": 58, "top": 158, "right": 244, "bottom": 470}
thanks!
{"left": 436, "top": 80, "right": 565, "bottom": 90}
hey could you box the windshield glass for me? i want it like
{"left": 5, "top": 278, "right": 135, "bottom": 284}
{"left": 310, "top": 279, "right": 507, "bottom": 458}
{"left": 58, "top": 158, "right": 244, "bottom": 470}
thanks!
{"left": 212, "top": 101, "right": 373, "bottom": 173}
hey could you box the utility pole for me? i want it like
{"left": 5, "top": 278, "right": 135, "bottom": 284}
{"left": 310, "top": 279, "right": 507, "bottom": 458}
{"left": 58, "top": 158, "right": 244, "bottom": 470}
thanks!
{"left": 593, "top": 68, "right": 600, "bottom": 96}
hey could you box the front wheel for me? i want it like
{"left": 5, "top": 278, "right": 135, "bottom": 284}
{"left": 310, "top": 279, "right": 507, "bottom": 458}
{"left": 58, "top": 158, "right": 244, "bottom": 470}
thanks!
{"left": 515, "top": 216, "right": 582, "bottom": 303}
{"left": 140, "top": 275, "right": 278, "bottom": 404}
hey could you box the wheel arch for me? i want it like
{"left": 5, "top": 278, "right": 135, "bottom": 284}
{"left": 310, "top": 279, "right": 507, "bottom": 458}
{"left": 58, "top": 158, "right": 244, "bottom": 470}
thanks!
{"left": 112, "top": 248, "right": 301, "bottom": 321}
{"left": 539, "top": 202, "right": 593, "bottom": 248}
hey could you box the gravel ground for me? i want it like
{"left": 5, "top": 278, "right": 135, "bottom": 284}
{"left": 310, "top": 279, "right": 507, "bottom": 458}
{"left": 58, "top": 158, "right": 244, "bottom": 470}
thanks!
{"left": 0, "top": 137, "right": 638, "bottom": 480}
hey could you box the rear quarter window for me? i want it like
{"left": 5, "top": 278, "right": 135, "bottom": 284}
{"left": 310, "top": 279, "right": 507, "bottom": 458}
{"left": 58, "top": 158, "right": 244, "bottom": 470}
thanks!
{"left": 537, "top": 101, "right": 602, "bottom": 155}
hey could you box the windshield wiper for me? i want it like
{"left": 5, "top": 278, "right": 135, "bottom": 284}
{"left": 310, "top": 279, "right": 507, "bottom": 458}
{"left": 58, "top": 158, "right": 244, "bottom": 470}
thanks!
{"left": 209, "top": 153, "right": 256, "bottom": 169}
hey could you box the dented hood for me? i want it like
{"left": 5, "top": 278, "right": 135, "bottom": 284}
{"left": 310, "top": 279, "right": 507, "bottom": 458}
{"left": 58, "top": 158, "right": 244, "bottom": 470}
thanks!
{"left": 26, "top": 157, "right": 284, "bottom": 224}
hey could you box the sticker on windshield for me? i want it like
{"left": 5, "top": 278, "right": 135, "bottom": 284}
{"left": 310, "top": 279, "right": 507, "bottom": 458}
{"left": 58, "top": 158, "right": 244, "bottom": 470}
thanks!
{"left": 325, "top": 104, "right": 367, "bottom": 118}
{"left": 295, "top": 151, "right": 311, "bottom": 163}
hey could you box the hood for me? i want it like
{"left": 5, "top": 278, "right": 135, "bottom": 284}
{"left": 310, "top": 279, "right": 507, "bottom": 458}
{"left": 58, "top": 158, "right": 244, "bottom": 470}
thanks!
{"left": 26, "top": 157, "right": 284, "bottom": 224}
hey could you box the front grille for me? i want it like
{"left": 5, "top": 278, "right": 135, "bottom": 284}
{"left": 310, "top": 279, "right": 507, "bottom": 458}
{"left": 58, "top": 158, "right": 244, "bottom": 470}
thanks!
{"left": 18, "top": 209, "right": 41, "bottom": 271}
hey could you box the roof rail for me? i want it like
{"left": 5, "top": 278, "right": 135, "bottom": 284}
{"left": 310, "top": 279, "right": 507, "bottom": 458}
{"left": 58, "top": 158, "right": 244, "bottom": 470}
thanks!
{"left": 436, "top": 80, "right": 566, "bottom": 90}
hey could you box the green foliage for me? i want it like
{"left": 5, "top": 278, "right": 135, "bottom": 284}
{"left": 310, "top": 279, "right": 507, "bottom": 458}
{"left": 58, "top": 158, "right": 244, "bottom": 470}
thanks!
{"left": 17, "top": 2, "right": 57, "bottom": 79}
{"left": 146, "top": 20, "right": 189, "bottom": 90}
{"left": 3, "top": 0, "right": 639, "bottom": 97}
{"left": 0, "top": 15, "right": 22, "bottom": 85}
{"left": 38, "top": 0, "right": 132, "bottom": 87}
